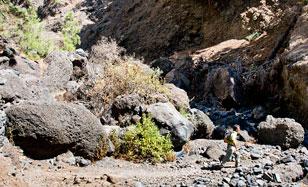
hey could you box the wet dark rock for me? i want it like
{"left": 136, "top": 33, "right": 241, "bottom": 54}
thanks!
{"left": 150, "top": 57, "right": 174, "bottom": 76}
{"left": 204, "top": 66, "right": 242, "bottom": 108}
{"left": 252, "top": 106, "right": 266, "bottom": 121}
{"left": 165, "top": 69, "right": 191, "bottom": 91}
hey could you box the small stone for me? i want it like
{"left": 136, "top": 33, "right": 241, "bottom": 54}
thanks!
{"left": 273, "top": 173, "right": 281, "bottom": 183}
{"left": 106, "top": 174, "right": 120, "bottom": 184}
{"left": 0, "top": 56, "right": 10, "bottom": 63}
{"left": 253, "top": 167, "right": 263, "bottom": 175}
{"left": 135, "top": 182, "right": 145, "bottom": 187}
{"left": 75, "top": 48, "right": 88, "bottom": 57}
{"left": 223, "top": 177, "right": 231, "bottom": 183}
{"left": 73, "top": 176, "right": 81, "bottom": 185}
{"left": 246, "top": 175, "right": 254, "bottom": 185}
{"left": 250, "top": 150, "right": 263, "bottom": 160}
{"left": 233, "top": 173, "right": 240, "bottom": 178}
{"left": 280, "top": 155, "right": 295, "bottom": 163}
{"left": 237, "top": 180, "right": 246, "bottom": 187}
{"left": 75, "top": 157, "right": 91, "bottom": 167}
{"left": 299, "top": 147, "right": 308, "bottom": 155}
{"left": 256, "top": 179, "right": 265, "bottom": 186}
{"left": 262, "top": 172, "right": 273, "bottom": 181}
{"left": 0, "top": 78, "right": 6, "bottom": 85}
{"left": 221, "top": 182, "right": 230, "bottom": 187}
{"left": 229, "top": 178, "right": 239, "bottom": 187}
{"left": 303, "top": 159, "right": 308, "bottom": 167}
{"left": 3, "top": 47, "right": 15, "bottom": 57}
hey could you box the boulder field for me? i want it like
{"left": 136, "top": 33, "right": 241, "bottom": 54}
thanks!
{"left": 0, "top": 0, "right": 308, "bottom": 186}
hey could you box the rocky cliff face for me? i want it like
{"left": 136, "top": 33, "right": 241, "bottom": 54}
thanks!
{"left": 80, "top": 0, "right": 307, "bottom": 128}
{"left": 0, "top": 0, "right": 307, "bottom": 186}
{"left": 80, "top": 0, "right": 299, "bottom": 61}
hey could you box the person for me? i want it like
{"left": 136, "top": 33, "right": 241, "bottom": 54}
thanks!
{"left": 221, "top": 125, "right": 241, "bottom": 167}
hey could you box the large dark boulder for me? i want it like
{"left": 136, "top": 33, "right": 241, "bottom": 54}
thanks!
{"left": 258, "top": 115, "right": 304, "bottom": 149}
{"left": 5, "top": 102, "right": 104, "bottom": 160}
{"left": 147, "top": 102, "right": 195, "bottom": 149}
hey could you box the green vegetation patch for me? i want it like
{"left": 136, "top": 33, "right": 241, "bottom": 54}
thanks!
{"left": 61, "top": 11, "right": 81, "bottom": 51}
{"left": 121, "top": 114, "right": 173, "bottom": 162}
{"left": 0, "top": 0, "right": 54, "bottom": 60}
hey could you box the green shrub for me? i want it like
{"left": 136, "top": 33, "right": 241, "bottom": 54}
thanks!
{"left": 0, "top": 1, "right": 54, "bottom": 60}
{"left": 20, "top": 8, "right": 54, "bottom": 60}
{"left": 61, "top": 11, "right": 81, "bottom": 51}
{"left": 121, "top": 114, "right": 173, "bottom": 163}
{"left": 109, "top": 130, "right": 121, "bottom": 157}
{"left": 91, "top": 60, "right": 168, "bottom": 114}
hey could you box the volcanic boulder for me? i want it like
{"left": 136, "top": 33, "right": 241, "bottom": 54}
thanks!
{"left": 147, "top": 102, "right": 195, "bottom": 149}
{"left": 258, "top": 115, "right": 304, "bottom": 149}
{"left": 5, "top": 102, "right": 104, "bottom": 159}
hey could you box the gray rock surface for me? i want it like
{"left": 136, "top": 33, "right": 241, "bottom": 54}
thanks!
{"left": 111, "top": 94, "right": 143, "bottom": 117}
{"left": 189, "top": 108, "right": 214, "bottom": 139}
{"left": 272, "top": 163, "right": 303, "bottom": 182}
{"left": 258, "top": 115, "right": 305, "bottom": 149}
{"left": 147, "top": 102, "right": 195, "bottom": 148}
{"left": 204, "top": 146, "right": 225, "bottom": 161}
{"left": 43, "top": 51, "right": 73, "bottom": 92}
{"left": 5, "top": 102, "right": 104, "bottom": 160}
{"left": 165, "top": 83, "right": 190, "bottom": 110}
{"left": 0, "top": 69, "right": 51, "bottom": 102}
{"left": 0, "top": 55, "right": 40, "bottom": 76}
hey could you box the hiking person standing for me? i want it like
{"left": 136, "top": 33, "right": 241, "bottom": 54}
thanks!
{"left": 221, "top": 125, "right": 241, "bottom": 167}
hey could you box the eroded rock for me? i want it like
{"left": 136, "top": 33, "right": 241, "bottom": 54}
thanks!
{"left": 6, "top": 102, "right": 104, "bottom": 160}
{"left": 147, "top": 102, "right": 195, "bottom": 149}
{"left": 258, "top": 115, "right": 304, "bottom": 149}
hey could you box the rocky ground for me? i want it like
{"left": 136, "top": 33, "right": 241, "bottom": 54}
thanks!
{"left": 1, "top": 0, "right": 308, "bottom": 186}
{"left": 1, "top": 139, "right": 308, "bottom": 186}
